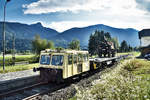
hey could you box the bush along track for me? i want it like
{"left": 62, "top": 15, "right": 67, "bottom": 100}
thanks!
{"left": 69, "top": 59, "right": 150, "bottom": 100}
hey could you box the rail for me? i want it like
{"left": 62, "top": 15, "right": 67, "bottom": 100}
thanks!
{"left": 0, "top": 82, "right": 47, "bottom": 98}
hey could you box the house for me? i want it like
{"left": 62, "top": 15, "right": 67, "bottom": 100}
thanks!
{"left": 139, "top": 29, "right": 150, "bottom": 56}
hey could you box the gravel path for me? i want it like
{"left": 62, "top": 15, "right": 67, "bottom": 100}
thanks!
{"left": 0, "top": 70, "right": 39, "bottom": 83}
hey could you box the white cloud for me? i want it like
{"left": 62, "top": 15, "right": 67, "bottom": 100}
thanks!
{"left": 23, "top": 0, "right": 150, "bottom": 31}
{"left": 23, "top": 0, "right": 111, "bottom": 14}
{"left": 47, "top": 16, "right": 150, "bottom": 32}
{"left": 23, "top": 0, "right": 145, "bottom": 15}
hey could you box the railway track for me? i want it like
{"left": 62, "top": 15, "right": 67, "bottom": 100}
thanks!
{"left": 0, "top": 82, "right": 48, "bottom": 99}
{"left": 0, "top": 54, "right": 131, "bottom": 100}
{"left": 0, "top": 82, "right": 47, "bottom": 97}
{"left": 0, "top": 79, "right": 71, "bottom": 100}
{"left": 22, "top": 83, "right": 67, "bottom": 100}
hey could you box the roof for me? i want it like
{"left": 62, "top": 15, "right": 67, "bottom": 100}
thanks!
{"left": 41, "top": 49, "right": 88, "bottom": 54}
{"left": 140, "top": 45, "right": 150, "bottom": 49}
{"left": 139, "top": 29, "right": 150, "bottom": 39}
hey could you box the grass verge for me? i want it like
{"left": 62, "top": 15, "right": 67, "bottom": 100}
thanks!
{"left": 70, "top": 59, "right": 150, "bottom": 100}
{"left": 117, "top": 51, "right": 140, "bottom": 57}
{"left": 0, "top": 63, "right": 39, "bottom": 73}
{"left": 0, "top": 54, "right": 38, "bottom": 66}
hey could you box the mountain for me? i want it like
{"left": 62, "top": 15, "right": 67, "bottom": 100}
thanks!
{"left": 52, "top": 24, "right": 139, "bottom": 47}
{"left": 0, "top": 22, "right": 59, "bottom": 40}
{"left": 0, "top": 22, "right": 59, "bottom": 51}
{"left": 0, "top": 22, "right": 140, "bottom": 51}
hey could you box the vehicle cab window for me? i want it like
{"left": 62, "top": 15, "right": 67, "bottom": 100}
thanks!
{"left": 40, "top": 55, "right": 50, "bottom": 65}
{"left": 51, "top": 55, "right": 64, "bottom": 66}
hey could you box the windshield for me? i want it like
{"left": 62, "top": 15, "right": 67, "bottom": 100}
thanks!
{"left": 40, "top": 55, "right": 50, "bottom": 65}
{"left": 51, "top": 55, "right": 64, "bottom": 66}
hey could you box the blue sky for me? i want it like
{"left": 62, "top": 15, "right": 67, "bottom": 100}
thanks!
{"left": 0, "top": 0, "right": 150, "bottom": 32}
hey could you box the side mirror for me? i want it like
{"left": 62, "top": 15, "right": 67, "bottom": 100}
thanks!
{"left": 33, "top": 67, "right": 37, "bottom": 72}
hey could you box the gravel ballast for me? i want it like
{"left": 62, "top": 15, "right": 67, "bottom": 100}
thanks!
{"left": 37, "top": 65, "right": 116, "bottom": 100}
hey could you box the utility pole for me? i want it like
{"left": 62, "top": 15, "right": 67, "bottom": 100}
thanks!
{"left": 2, "top": 0, "right": 11, "bottom": 70}
{"left": 12, "top": 33, "right": 15, "bottom": 65}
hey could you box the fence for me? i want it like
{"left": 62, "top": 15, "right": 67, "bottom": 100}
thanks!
{"left": 14, "top": 61, "right": 29, "bottom": 65}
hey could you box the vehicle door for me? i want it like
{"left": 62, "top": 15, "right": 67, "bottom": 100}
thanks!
{"left": 68, "top": 54, "right": 73, "bottom": 77}
{"left": 77, "top": 54, "right": 82, "bottom": 73}
{"left": 83, "top": 54, "right": 89, "bottom": 72}
{"left": 73, "top": 54, "right": 78, "bottom": 75}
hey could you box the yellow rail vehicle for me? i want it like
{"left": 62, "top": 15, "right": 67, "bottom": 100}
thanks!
{"left": 34, "top": 49, "right": 89, "bottom": 83}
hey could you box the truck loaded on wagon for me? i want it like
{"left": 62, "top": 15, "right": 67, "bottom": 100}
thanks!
{"left": 97, "top": 37, "right": 116, "bottom": 58}
{"left": 88, "top": 30, "right": 117, "bottom": 58}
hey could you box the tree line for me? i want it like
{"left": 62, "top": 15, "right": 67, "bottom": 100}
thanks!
{"left": 31, "top": 30, "right": 138, "bottom": 56}
{"left": 88, "top": 30, "right": 138, "bottom": 54}
{"left": 119, "top": 40, "right": 138, "bottom": 52}
{"left": 88, "top": 30, "right": 119, "bottom": 56}
{"left": 32, "top": 35, "right": 80, "bottom": 55}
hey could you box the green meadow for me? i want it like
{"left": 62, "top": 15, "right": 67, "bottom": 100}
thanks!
{"left": 0, "top": 63, "right": 39, "bottom": 73}
{"left": 71, "top": 55, "right": 150, "bottom": 100}
{"left": 0, "top": 54, "right": 38, "bottom": 66}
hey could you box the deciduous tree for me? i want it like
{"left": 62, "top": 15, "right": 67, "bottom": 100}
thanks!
{"left": 32, "top": 35, "right": 54, "bottom": 55}
{"left": 120, "top": 40, "right": 128, "bottom": 52}
{"left": 68, "top": 39, "right": 80, "bottom": 50}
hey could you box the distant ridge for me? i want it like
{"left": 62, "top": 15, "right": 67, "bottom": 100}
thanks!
{"left": 0, "top": 22, "right": 140, "bottom": 50}
{"left": 51, "top": 24, "right": 140, "bottom": 47}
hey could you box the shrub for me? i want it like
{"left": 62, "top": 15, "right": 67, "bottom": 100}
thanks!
{"left": 72, "top": 59, "right": 150, "bottom": 100}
